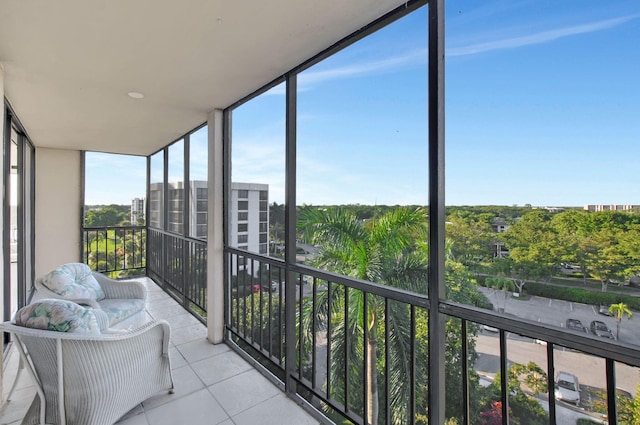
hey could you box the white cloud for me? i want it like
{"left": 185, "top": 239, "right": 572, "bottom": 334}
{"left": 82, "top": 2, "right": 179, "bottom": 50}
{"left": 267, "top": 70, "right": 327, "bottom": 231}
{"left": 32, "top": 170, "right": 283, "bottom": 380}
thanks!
{"left": 448, "top": 14, "right": 639, "bottom": 57}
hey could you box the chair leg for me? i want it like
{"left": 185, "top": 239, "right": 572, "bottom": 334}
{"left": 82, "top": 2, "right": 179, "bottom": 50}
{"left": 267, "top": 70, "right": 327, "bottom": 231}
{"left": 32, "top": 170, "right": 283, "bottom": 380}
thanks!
{"left": 4, "top": 353, "right": 24, "bottom": 402}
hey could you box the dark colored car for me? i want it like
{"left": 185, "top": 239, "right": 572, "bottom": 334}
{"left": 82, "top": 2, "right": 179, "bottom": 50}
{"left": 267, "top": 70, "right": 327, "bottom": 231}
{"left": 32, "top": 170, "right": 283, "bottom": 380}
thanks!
{"left": 566, "top": 319, "right": 587, "bottom": 333}
{"left": 590, "top": 320, "right": 615, "bottom": 339}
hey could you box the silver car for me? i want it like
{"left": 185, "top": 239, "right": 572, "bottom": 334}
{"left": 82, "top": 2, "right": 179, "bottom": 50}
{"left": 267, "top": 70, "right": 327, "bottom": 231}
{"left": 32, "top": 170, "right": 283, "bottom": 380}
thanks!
{"left": 555, "top": 371, "right": 580, "bottom": 405}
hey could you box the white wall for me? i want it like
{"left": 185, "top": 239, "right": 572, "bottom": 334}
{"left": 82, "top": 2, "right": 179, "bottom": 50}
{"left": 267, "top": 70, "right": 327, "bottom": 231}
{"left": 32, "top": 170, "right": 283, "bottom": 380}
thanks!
{"left": 35, "top": 148, "right": 82, "bottom": 277}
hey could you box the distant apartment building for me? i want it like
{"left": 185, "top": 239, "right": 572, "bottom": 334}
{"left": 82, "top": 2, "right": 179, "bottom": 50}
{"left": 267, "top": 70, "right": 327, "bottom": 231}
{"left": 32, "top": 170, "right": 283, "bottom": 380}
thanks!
{"left": 149, "top": 181, "right": 209, "bottom": 238}
{"left": 131, "top": 198, "right": 145, "bottom": 225}
{"left": 584, "top": 204, "right": 640, "bottom": 212}
{"left": 148, "top": 181, "right": 268, "bottom": 250}
{"left": 491, "top": 218, "right": 509, "bottom": 233}
{"left": 229, "top": 182, "right": 269, "bottom": 255}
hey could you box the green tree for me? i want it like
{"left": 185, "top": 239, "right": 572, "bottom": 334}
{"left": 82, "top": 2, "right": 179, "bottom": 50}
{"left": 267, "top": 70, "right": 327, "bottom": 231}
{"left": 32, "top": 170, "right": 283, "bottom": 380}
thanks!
{"left": 484, "top": 363, "right": 548, "bottom": 425}
{"left": 618, "top": 384, "right": 640, "bottom": 425}
{"left": 445, "top": 216, "right": 494, "bottom": 266}
{"left": 608, "top": 302, "right": 633, "bottom": 340}
{"left": 585, "top": 228, "right": 637, "bottom": 292}
{"left": 85, "top": 205, "right": 128, "bottom": 227}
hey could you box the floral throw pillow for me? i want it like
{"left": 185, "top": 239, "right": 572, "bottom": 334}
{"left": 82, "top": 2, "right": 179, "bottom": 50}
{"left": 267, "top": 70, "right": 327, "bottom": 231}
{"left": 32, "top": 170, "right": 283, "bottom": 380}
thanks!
{"left": 39, "top": 263, "right": 105, "bottom": 301}
{"left": 15, "top": 299, "right": 104, "bottom": 334}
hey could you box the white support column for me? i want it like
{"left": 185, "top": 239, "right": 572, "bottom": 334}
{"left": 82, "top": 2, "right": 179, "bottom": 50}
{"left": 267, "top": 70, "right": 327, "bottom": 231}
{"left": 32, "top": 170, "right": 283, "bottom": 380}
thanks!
{"left": 207, "top": 109, "right": 224, "bottom": 343}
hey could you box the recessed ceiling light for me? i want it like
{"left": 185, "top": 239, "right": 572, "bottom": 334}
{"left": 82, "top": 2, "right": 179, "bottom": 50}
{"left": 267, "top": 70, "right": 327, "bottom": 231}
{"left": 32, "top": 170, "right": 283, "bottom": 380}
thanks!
{"left": 128, "top": 92, "right": 144, "bottom": 99}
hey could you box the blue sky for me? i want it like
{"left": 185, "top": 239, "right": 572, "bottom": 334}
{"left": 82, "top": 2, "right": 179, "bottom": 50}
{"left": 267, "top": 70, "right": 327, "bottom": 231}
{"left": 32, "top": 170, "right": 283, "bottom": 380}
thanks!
{"left": 89, "top": 0, "right": 640, "bottom": 208}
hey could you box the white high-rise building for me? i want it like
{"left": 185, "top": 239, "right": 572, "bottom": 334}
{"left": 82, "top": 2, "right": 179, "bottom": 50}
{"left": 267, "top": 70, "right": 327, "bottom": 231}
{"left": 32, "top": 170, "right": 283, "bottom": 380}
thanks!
{"left": 131, "top": 198, "right": 145, "bottom": 225}
{"left": 229, "top": 182, "right": 269, "bottom": 255}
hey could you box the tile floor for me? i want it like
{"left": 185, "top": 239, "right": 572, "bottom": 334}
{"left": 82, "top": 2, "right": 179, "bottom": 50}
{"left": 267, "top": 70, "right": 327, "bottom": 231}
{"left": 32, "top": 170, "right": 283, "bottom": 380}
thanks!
{"left": 0, "top": 277, "right": 321, "bottom": 425}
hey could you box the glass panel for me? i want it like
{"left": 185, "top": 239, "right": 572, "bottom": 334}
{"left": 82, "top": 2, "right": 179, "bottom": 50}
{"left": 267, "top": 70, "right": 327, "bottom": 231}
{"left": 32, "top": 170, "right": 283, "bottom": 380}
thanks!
{"left": 296, "top": 6, "right": 429, "bottom": 294}
{"left": 149, "top": 151, "right": 165, "bottom": 229}
{"left": 230, "top": 82, "right": 285, "bottom": 254}
{"left": 167, "top": 139, "right": 184, "bottom": 234}
{"left": 445, "top": 0, "right": 640, "bottom": 339}
{"left": 189, "top": 125, "right": 208, "bottom": 239}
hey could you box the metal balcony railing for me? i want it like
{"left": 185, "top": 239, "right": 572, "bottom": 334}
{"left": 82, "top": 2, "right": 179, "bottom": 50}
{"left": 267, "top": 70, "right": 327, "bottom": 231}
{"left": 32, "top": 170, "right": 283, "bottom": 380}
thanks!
{"left": 82, "top": 226, "right": 146, "bottom": 277}
{"left": 147, "top": 228, "right": 207, "bottom": 322}
{"left": 225, "top": 248, "right": 640, "bottom": 425}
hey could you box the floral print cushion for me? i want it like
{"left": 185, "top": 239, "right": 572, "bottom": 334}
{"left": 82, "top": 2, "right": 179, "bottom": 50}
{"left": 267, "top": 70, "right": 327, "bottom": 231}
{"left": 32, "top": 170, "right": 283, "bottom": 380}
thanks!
{"left": 39, "top": 263, "right": 105, "bottom": 301}
{"left": 15, "top": 299, "right": 106, "bottom": 334}
{"left": 98, "top": 299, "right": 146, "bottom": 327}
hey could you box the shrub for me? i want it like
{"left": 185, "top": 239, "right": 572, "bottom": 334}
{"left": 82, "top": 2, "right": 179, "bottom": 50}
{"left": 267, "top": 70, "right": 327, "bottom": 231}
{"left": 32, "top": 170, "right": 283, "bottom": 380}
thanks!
{"left": 525, "top": 283, "right": 640, "bottom": 310}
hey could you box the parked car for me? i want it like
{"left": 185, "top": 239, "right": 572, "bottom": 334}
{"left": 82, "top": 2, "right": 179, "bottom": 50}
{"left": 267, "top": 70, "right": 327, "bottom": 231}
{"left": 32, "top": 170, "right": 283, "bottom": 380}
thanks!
{"left": 555, "top": 371, "right": 581, "bottom": 405}
{"left": 566, "top": 318, "right": 587, "bottom": 333}
{"left": 261, "top": 280, "right": 278, "bottom": 292}
{"left": 598, "top": 304, "right": 612, "bottom": 316}
{"left": 590, "top": 320, "right": 615, "bottom": 339}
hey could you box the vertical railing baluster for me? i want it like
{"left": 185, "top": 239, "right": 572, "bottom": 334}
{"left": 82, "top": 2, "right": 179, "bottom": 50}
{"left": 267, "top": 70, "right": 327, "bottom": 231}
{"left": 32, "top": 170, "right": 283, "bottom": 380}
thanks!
{"left": 461, "top": 320, "right": 470, "bottom": 425}
{"left": 298, "top": 273, "right": 304, "bottom": 378}
{"left": 385, "top": 299, "right": 390, "bottom": 425}
{"left": 326, "top": 281, "right": 333, "bottom": 401}
{"left": 311, "top": 274, "right": 317, "bottom": 389}
{"left": 410, "top": 305, "right": 416, "bottom": 425}
{"left": 606, "top": 358, "right": 617, "bottom": 424}
{"left": 279, "top": 266, "right": 284, "bottom": 366}
{"left": 344, "top": 286, "right": 350, "bottom": 413}
{"left": 267, "top": 264, "right": 273, "bottom": 358}
{"left": 499, "top": 330, "right": 509, "bottom": 425}
{"left": 258, "top": 261, "right": 264, "bottom": 348}
{"left": 363, "top": 292, "right": 369, "bottom": 424}
{"left": 546, "top": 342, "right": 556, "bottom": 425}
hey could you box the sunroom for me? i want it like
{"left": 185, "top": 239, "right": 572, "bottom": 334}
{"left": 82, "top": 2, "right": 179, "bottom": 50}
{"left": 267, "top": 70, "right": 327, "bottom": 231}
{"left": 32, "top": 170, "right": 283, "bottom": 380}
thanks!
{"left": 2, "top": 1, "right": 640, "bottom": 424}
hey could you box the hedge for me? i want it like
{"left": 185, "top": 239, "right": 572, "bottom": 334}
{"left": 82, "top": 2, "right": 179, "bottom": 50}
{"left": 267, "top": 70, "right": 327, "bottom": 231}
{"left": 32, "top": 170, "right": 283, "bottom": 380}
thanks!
{"left": 524, "top": 282, "right": 640, "bottom": 310}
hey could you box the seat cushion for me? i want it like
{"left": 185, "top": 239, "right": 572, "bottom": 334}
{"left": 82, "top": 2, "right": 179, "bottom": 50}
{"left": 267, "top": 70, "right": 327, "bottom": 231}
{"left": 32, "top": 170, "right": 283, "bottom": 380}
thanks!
{"left": 98, "top": 298, "right": 146, "bottom": 327}
{"left": 15, "top": 299, "right": 108, "bottom": 334}
{"left": 39, "top": 263, "right": 105, "bottom": 301}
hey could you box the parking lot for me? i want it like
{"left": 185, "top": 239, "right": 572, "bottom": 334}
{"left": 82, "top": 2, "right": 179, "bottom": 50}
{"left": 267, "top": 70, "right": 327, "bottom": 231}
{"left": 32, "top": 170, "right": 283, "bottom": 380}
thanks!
{"left": 477, "top": 287, "right": 640, "bottom": 345}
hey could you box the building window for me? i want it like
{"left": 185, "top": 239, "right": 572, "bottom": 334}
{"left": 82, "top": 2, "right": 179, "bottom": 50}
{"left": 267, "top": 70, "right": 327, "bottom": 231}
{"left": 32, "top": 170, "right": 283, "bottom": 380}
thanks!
{"left": 238, "top": 212, "right": 248, "bottom": 221}
{"left": 238, "top": 190, "right": 249, "bottom": 199}
{"left": 238, "top": 223, "right": 248, "bottom": 232}
{"left": 259, "top": 222, "right": 267, "bottom": 233}
{"left": 259, "top": 191, "right": 268, "bottom": 201}
{"left": 259, "top": 233, "right": 267, "bottom": 243}
{"left": 238, "top": 200, "right": 248, "bottom": 210}
{"left": 238, "top": 235, "right": 248, "bottom": 244}
{"left": 260, "top": 200, "right": 268, "bottom": 212}
{"left": 260, "top": 212, "right": 267, "bottom": 222}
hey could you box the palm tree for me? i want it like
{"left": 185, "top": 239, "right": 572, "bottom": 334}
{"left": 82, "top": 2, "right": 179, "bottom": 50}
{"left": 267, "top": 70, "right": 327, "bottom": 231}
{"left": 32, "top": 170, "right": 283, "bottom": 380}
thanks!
{"left": 297, "top": 207, "right": 428, "bottom": 425}
{"left": 485, "top": 277, "right": 516, "bottom": 313}
{"left": 608, "top": 302, "right": 633, "bottom": 340}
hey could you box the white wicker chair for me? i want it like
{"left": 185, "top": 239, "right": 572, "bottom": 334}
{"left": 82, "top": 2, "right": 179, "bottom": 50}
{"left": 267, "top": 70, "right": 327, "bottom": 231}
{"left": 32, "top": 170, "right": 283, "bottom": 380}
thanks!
{"left": 0, "top": 320, "right": 174, "bottom": 425}
{"left": 33, "top": 267, "right": 148, "bottom": 328}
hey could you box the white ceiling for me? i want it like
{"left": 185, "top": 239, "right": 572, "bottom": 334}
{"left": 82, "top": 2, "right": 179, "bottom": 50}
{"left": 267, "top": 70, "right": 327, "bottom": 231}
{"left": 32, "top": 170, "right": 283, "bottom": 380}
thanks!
{"left": 0, "top": 0, "right": 407, "bottom": 156}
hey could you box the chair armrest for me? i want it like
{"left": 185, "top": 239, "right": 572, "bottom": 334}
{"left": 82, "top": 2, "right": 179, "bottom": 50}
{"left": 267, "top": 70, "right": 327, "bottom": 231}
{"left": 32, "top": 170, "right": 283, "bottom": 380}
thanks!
{"left": 92, "top": 272, "right": 147, "bottom": 301}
